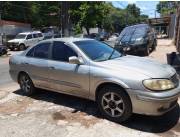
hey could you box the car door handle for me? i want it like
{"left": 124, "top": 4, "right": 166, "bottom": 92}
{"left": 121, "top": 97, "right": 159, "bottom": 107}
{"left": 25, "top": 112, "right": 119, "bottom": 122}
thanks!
{"left": 49, "top": 66, "right": 55, "bottom": 69}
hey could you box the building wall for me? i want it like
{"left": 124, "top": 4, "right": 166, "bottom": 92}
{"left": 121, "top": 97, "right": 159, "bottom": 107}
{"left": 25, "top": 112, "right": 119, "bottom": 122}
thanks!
{"left": 0, "top": 20, "right": 31, "bottom": 45}
{"left": 0, "top": 25, "right": 31, "bottom": 35}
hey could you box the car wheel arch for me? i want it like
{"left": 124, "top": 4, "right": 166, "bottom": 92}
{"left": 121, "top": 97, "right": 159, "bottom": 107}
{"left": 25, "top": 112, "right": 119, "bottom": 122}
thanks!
{"left": 95, "top": 82, "right": 131, "bottom": 102}
{"left": 19, "top": 43, "right": 25, "bottom": 46}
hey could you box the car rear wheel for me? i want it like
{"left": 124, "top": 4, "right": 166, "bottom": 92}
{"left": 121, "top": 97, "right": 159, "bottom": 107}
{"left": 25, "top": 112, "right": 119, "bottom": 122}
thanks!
{"left": 97, "top": 85, "right": 132, "bottom": 123}
{"left": 19, "top": 44, "right": 25, "bottom": 51}
{"left": 19, "top": 73, "right": 36, "bottom": 96}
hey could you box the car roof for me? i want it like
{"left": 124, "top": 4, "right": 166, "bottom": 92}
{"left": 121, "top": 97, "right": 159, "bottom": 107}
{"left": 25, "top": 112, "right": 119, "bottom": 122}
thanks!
{"left": 125, "top": 24, "right": 149, "bottom": 29}
{"left": 41, "top": 37, "right": 94, "bottom": 43}
{"left": 19, "top": 31, "right": 42, "bottom": 35}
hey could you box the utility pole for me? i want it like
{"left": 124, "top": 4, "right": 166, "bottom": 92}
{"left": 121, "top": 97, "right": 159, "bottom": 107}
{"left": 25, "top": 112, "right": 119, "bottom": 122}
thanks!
{"left": 59, "top": 1, "right": 63, "bottom": 38}
{"left": 60, "top": 1, "right": 70, "bottom": 37}
{"left": 125, "top": 10, "right": 128, "bottom": 26}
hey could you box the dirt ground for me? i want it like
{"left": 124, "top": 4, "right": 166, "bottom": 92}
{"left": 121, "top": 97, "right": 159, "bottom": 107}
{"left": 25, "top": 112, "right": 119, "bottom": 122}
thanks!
{"left": 149, "top": 39, "right": 176, "bottom": 63}
{"left": 0, "top": 39, "right": 179, "bottom": 137}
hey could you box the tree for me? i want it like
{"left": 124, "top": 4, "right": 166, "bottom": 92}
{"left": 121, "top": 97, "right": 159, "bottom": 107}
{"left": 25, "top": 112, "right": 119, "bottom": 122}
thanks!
{"left": 1, "top": 1, "right": 149, "bottom": 34}
{"left": 69, "top": 2, "right": 109, "bottom": 34}
{"left": 1, "top": 1, "right": 60, "bottom": 28}
{"left": 156, "top": 1, "right": 180, "bottom": 16}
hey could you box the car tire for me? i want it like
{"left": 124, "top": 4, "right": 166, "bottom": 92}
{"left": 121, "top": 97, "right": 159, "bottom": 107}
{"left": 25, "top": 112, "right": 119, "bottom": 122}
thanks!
{"left": 19, "top": 73, "right": 36, "bottom": 96}
{"left": 9, "top": 47, "right": 14, "bottom": 51}
{"left": 143, "top": 46, "right": 150, "bottom": 56}
{"left": 19, "top": 44, "right": 25, "bottom": 51}
{"left": 97, "top": 85, "right": 132, "bottom": 123}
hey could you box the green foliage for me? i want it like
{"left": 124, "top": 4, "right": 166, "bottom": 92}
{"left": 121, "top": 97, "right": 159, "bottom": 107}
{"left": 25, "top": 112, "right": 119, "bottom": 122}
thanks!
{"left": 74, "top": 23, "right": 82, "bottom": 35}
{"left": 156, "top": 1, "right": 179, "bottom": 16}
{"left": 1, "top": 1, "right": 149, "bottom": 33}
{"left": 1, "top": 1, "right": 60, "bottom": 28}
{"left": 70, "top": 2, "right": 109, "bottom": 34}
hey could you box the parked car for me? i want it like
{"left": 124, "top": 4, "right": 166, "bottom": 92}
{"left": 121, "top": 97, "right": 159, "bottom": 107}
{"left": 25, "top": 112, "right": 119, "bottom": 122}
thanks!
{"left": 100, "top": 32, "right": 109, "bottom": 41}
{"left": 115, "top": 24, "right": 157, "bottom": 56}
{"left": 0, "top": 45, "right": 7, "bottom": 56}
{"left": 41, "top": 26, "right": 61, "bottom": 39}
{"left": 108, "top": 33, "right": 119, "bottom": 42}
{"left": 9, "top": 38, "right": 180, "bottom": 123}
{"left": 7, "top": 31, "right": 44, "bottom": 51}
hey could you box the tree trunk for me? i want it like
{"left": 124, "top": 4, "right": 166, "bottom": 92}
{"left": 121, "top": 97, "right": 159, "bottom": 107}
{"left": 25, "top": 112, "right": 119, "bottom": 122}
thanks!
{"left": 85, "top": 27, "right": 90, "bottom": 35}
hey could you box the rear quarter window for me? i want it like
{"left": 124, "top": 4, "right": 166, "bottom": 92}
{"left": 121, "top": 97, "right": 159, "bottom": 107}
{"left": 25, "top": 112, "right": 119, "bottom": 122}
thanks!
{"left": 38, "top": 33, "right": 43, "bottom": 37}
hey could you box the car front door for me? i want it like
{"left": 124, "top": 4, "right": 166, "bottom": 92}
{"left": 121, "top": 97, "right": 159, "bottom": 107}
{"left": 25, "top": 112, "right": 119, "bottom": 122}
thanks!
{"left": 24, "top": 42, "right": 51, "bottom": 88}
{"left": 48, "top": 41, "right": 90, "bottom": 98}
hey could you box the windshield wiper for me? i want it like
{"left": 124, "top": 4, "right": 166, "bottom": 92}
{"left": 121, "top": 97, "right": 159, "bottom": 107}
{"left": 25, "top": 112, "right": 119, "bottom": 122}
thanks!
{"left": 108, "top": 33, "right": 127, "bottom": 60}
{"left": 108, "top": 49, "right": 116, "bottom": 60}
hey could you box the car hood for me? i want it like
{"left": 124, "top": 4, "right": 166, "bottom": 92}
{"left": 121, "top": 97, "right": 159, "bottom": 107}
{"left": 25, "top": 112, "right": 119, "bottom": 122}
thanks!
{"left": 99, "top": 55, "right": 176, "bottom": 78}
{"left": 8, "top": 39, "right": 24, "bottom": 43}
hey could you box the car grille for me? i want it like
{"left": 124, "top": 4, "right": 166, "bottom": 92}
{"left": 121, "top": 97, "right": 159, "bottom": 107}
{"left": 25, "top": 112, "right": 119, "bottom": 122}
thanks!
{"left": 170, "top": 74, "right": 179, "bottom": 87}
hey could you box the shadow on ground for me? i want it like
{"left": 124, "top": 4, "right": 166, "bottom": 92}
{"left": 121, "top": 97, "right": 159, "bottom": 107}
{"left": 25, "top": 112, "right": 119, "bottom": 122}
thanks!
{"left": 13, "top": 88, "right": 180, "bottom": 133}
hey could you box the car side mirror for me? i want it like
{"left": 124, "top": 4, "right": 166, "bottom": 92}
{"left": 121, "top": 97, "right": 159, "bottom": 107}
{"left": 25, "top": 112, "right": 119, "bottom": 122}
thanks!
{"left": 69, "top": 56, "right": 83, "bottom": 65}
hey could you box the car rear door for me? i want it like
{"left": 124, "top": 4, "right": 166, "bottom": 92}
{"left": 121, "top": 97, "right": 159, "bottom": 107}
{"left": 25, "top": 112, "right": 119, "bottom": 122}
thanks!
{"left": 32, "top": 33, "right": 39, "bottom": 46}
{"left": 48, "top": 41, "right": 90, "bottom": 98}
{"left": 24, "top": 41, "right": 51, "bottom": 88}
{"left": 25, "top": 34, "right": 33, "bottom": 47}
{"left": 37, "top": 33, "right": 44, "bottom": 41}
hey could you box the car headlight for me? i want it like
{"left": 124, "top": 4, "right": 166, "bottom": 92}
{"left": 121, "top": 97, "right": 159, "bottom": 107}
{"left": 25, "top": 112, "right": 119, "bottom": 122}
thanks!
{"left": 143, "top": 79, "right": 175, "bottom": 91}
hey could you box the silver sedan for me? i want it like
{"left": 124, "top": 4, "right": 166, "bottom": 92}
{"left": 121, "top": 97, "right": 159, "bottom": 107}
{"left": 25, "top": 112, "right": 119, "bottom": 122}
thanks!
{"left": 9, "top": 38, "right": 180, "bottom": 122}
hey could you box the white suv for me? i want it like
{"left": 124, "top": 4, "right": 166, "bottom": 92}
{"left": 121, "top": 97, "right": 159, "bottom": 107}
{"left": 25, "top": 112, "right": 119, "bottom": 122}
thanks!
{"left": 8, "top": 31, "right": 44, "bottom": 51}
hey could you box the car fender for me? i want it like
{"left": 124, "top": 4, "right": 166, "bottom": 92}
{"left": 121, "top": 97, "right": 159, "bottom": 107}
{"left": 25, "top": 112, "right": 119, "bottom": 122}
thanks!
{"left": 89, "top": 77, "right": 130, "bottom": 101}
{"left": 19, "top": 42, "right": 26, "bottom": 47}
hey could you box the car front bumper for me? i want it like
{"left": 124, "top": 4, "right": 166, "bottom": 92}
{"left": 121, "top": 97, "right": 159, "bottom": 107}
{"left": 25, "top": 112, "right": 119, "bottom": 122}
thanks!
{"left": 126, "top": 84, "right": 180, "bottom": 116}
{"left": 7, "top": 43, "right": 19, "bottom": 49}
{"left": 115, "top": 43, "right": 148, "bottom": 55}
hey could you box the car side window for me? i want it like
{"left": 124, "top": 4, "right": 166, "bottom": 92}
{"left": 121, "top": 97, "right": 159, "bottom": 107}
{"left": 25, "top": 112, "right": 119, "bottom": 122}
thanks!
{"left": 33, "top": 33, "right": 38, "bottom": 38}
{"left": 26, "top": 47, "right": 35, "bottom": 57}
{"left": 52, "top": 41, "right": 78, "bottom": 62}
{"left": 38, "top": 33, "right": 43, "bottom": 37}
{"left": 26, "top": 34, "right": 32, "bottom": 39}
{"left": 33, "top": 43, "right": 50, "bottom": 59}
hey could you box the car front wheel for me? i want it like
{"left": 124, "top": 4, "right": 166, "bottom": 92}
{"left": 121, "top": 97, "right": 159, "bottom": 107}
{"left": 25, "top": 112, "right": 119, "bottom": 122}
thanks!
{"left": 19, "top": 44, "right": 25, "bottom": 51}
{"left": 143, "top": 46, "right": 150, "bottom": 56}
{"left": 19, "top": 73, "right": 36, "bottom": 96}
{"left": 97, "top": 85, "right": 132, "bottom": 123}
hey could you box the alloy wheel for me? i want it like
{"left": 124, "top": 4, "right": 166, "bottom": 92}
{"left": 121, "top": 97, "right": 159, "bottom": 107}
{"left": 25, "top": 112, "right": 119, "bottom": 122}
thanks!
{"left": 101, "top": 92, "right": 124, "bottom": 117}
{"left": 20, "top": 75, "right": 31, "bottom": 93}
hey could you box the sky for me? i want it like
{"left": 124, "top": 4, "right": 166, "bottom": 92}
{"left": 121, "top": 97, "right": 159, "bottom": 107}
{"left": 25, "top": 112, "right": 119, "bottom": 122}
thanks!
{"left": 112, "top": 1, "right": 160, "bottom": 18}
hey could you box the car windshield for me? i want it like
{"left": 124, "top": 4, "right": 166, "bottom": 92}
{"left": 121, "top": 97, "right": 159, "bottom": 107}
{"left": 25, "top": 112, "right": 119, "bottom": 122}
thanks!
{"left": 118, "top": 25, "right": 147, "bottom": 44}
{"left": 15, "top": 34, "right": 26, "bottom": 39}
{"left": 74, "top": 40, "right": 122, "bottom": 62}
